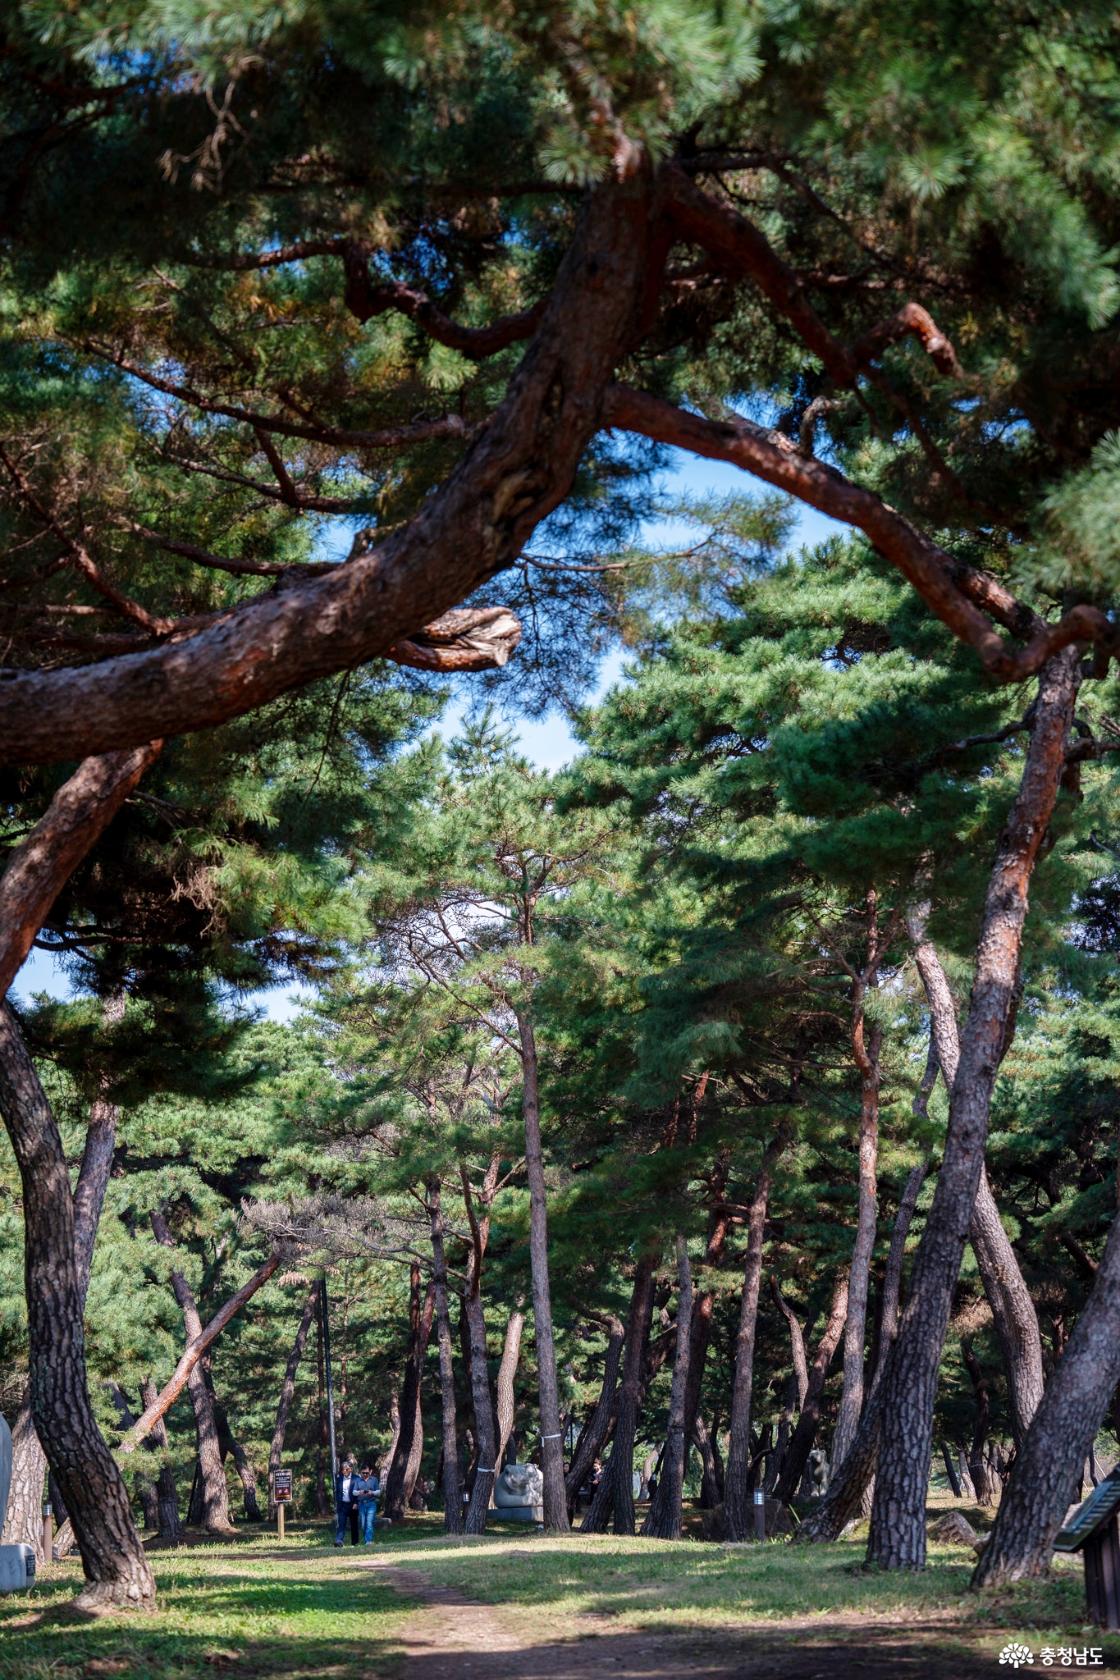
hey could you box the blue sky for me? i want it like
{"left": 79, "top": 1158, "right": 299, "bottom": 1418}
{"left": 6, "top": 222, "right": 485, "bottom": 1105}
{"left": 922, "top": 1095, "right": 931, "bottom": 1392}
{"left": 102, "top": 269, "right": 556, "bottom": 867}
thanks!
{"left": 13, "top": 450, "right": 842, "bottom": 1016}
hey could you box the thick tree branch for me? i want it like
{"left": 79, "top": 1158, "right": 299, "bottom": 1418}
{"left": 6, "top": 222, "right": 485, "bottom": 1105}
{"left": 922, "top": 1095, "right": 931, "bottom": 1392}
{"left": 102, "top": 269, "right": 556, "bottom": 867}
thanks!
{"left": 343, "top": 250, "right": 546, "bottom": 357}
{"left": 0, "top": 742, "right": 162, "bottom": 997}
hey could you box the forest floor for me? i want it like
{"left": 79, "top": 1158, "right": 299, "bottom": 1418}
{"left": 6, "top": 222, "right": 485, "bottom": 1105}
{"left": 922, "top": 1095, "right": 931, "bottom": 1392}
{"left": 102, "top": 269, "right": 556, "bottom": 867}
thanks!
{"left": 0, "top": 1513, "right": 1117, "bottom": 1680}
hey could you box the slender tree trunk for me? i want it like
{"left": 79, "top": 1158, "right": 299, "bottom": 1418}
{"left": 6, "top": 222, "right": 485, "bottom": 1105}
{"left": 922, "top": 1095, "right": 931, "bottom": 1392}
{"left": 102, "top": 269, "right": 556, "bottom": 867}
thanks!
{"left": 677, "top": 1153, "right": 732, "bottom": 1469}
{"left": 462, "top": 1286, "right": 498, "bottom": 1534}
{"left": 0, "top": 1002, "right": 155, "bottom": 1609}
{"left": 771, "top": 1278, "right": 809, "bottom": 1409}
{"left": 268, "top": 1283, "right": 318, "bottom": 1518}
{"left": 975, "top": 1208, "right": 1120, "bottom": 1584}
{"left": 833, "top": 1005, "right": 881, "bottom": 1473}
{"left": 426, "top": 1178, "right": 463, "bottom": 1533}
{"left": 315, "top": 1319, "right": 329, "bottom": 1516}
{"left": 583, "top": 1252, "right": 657, "bottom": 1534}
{"left": 725, "top": 1140, "right": 782, "bottom": 1540}
{"left": 940, "top": 1441, "right": 963, "bottom": 1499}
{"left": 643, "top": 1239, "right": 694, "bottom": 1540}
{"left": 213, "top": 1391, "right": 262, "bottom": 1521}
{"left": 495, "top": 1302, "right": 525, "bottom": 1472}
{"left": 515, "top": 1009, "right": 569, "bottom": 1531}
{"left": 139, "top": 1378, "right": 182, "bottom": 1543}
{"left": 777, "top": 1274, "right": 849, "bottom": 1510}
{"left": 150, "top": 1210, "right": 234, "bottom": 1533}
{"left": 565, "top": 1315, "right": 624, "bottom": 1508}
{"left": 382, "top": 1266, "right": 434, "bottom": 1522}
{"left": 693, "top": 1414, "right": 724, "bottom": 1507}
{"left": 961, "top": 1340, "right": 996, "bottom": 1506}
{"left": 910, "top": 917, "right": 1045, "bottom": 1447}
{"left": 868, "top": 647, "right": 1078, "bottom": 1570}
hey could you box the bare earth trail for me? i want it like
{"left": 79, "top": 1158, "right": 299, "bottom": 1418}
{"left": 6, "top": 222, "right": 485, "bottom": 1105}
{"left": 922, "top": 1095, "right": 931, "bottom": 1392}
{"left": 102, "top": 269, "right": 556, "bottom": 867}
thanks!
{"left": 361, "top": 1556, "right": 1001, "bottom": 1679}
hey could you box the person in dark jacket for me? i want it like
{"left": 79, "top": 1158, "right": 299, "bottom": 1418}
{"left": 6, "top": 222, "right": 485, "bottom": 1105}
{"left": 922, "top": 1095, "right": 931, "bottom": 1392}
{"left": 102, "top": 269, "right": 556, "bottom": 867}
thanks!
{"left": 353, "top": 1463, "right": 380, "bottom": 1544}
{"left": 334, "top": 1459, "right": 359, "bottom": 1546}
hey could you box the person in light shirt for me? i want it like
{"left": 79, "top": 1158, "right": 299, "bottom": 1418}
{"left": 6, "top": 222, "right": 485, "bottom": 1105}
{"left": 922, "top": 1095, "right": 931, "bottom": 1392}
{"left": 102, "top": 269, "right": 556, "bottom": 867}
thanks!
{"left": 333, "top": 1459, "right": 358, "bottom": 1546}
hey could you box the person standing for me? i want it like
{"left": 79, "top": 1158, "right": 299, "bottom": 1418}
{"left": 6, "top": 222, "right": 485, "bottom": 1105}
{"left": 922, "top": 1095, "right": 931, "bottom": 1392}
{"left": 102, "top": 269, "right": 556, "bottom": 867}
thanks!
{"left": 334, "top": 1459, "right": 358, "bottom": 1546}
{"left": 353, "top": 1462, "right": 380, "bottom": 1545}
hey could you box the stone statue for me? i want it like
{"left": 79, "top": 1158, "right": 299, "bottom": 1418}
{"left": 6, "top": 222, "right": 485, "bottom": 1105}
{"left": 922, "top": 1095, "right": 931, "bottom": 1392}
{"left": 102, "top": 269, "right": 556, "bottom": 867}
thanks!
{"left": 493, "top": 1463, "right": 543, "bottom": 1521}
{"left": 808, "top": 1446, "right": 830, "bottom": 1498}
{"left": 0, "top": 1412, "right": 35, "bottom": 1591}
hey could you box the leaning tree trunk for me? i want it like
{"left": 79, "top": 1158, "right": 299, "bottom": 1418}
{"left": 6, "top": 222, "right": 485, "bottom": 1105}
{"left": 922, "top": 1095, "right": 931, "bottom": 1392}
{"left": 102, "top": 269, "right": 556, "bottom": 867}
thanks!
{"left": 867, "top": 647, "right": 1078, "bottom": 1571}
{"left": 565, "top": 1314, "right": 624, "bottom": 1510}
{"left": 2, "top": 991, "right": 122, "bottom": 1559}
{"left": 725, "top": 1138, "right": 782, "bottom": 1540}
{"left": 0, "top": 1002, "right": 155, "bottom": 1609}
{"left": 150, "top": 1209, "right": 234, "bottom": 1533}
{"left": 833, "top": 1006, "right": 881, "bottom": 1475}
{"left": 910, "top": 914, "right": 1045, "bottom": 1447}
{"left": 515, "top": 1010, "right": 569, "bottom": 1532}
{"left": 495, "top": 1301, "right": 525, "bottom": 1472}
{"left": 213, "top": 1391, "right": 262, "bottom": 1521}
{"left": 642, "top": 1237, "right": 693, "bottom": 1540}
{"left": 975, "top": 1207, "right": 1120, "bottom": 1585}
{"left": 426, "top": 1178, "right": 464, "bottom": 1533}
{"left": 777, "top": 1274, "right": 849, "bottom": 1509}
{"left": 382, "top": 1265, "right": 434, "bottom": 1522}
{"left": 268, "top": 1282, "right": 318, "bottom": 1518}
{"left": 583, "top": 1251, "right": 657, "bottom": 1534}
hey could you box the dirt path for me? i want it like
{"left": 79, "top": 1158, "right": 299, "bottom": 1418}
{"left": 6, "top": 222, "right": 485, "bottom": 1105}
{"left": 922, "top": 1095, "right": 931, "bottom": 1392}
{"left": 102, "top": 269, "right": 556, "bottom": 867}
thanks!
{"left": 361, "top": 1558, "right": 1003, "bottom": 1679}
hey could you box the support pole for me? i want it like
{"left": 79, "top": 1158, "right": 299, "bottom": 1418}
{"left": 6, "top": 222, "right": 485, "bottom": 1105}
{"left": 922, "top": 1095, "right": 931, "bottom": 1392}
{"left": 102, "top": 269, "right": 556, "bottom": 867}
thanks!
{"left": 277, "top": 1504, "right": 285, "bottom": 1542}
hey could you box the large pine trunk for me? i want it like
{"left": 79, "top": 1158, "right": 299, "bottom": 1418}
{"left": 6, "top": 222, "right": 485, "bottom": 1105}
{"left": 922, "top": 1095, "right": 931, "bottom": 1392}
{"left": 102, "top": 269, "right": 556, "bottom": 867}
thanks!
{"left": 642, "top": 1238, "right": 693, "bottom": 1540}
{"left": 582, "top": 1252, "right": 657, "bottom": 1534}
{"left": 833, "top": 1003, "right": 881, "bottom": 1473}
{"left": 910, "top": 916, "right": 1045, "bottom": 1446}
{"left": 975, "top": 1210, "right": 1120, "bottom": 1584}
{"left": 867, "top": 648, "right": 1078, "bottom": 1570}
{"left": 150, "top": 1210, "right": 234, "bottom": 1533}
{"left": 426, "top": 1179, "right": 464, "bottom": 1533}
{"left": 0, "top": 1002, "right": 155, "bottom": 1609}
{"left": 515, "top": 1010, "right": 569, "bottom": 1531}
{"left": 724, "top": 1140, "right": 781, "bottom": 1540}
{"left": 268, "top": 1283, "right": 318, "bottom": 1518}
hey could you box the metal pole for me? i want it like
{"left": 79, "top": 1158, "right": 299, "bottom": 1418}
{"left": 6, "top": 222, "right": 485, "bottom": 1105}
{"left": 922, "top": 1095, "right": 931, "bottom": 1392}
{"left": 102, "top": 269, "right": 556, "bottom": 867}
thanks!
{"left": 321, "top": 1276, "right": 338, "bottom": 1486}
{"left": 753, "top": 1488, "right": 767, "bottom": 1541}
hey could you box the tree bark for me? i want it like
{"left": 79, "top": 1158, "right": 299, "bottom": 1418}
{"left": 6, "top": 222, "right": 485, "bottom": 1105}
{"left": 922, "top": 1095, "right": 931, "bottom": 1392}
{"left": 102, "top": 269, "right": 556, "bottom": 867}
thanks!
{"left": 867, "top": 647, "right": 1078, "bottom": 1570}
{"left": 910, "top": 915, "right": 1045, "bottom": 1447}
{"left": 515, "top": 1009, "right": 569, "bottom": 1531}
{"left": 495, "top": 1302, "right": 525, "bottom": 1472}
{"left": 139, "top": 1379, "right": 182, "bottom": 1543}
{"left": 693, "top": 1413, "right": 725, "bottom": 1508}
{"left": 833, "top": 998, "right": 881, "bottom": 1473}
{"left": 975, "top": 1208, "right": 1120, "bottom": 1584}
{"left": 725, "top": 1140, "right": 782, "bottom": 1540}
{"left": 150, "top": 1210, "right": 234, "bottom": 1533}
{"left": 565, "top": 1315, "right": 624, "bottom": 1509}
{"left": 777, "top": 1274, "right": 849, "bottom": 1510}
{"left": 771, "top": 1278, "right": 809, "bottom": 1409}
{"left": 0, "top": 1002, "right": 155, "bottom": 1609}
{"left": 583, "top": 1252, "right": 657, "bottom": 1534}
{"left": 426, "top": 1178, "right": 464, "bottom": 1533}
{"left": 382, "top": 1264, "right": 434, "bottom": 1522}
{"left": 642, "top": 1238, "right": 694, "bottom": 1540}
{"left": 213, "top": 1391, "right": 262, "bottom": 1521}
{"left": 961, "top": 1340, "right": 996, "bottom": 1506}
{"left": 268, "top": 1282, "right": 318, "bottom": 1519}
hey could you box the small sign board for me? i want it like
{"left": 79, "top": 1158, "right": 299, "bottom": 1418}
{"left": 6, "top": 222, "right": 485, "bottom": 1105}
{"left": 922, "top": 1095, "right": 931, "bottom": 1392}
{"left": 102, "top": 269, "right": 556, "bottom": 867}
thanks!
{"left": 1055, "top": 1470, "right": 1120, "bottom": 1553}
{"left": 273, "top": 1471, "right": 293, "bottom": 1504}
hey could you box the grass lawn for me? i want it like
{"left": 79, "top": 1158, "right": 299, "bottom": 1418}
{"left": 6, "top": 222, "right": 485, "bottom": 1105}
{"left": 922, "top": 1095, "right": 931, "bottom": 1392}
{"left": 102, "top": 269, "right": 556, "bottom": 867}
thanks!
{"left": 1, "top": 1511, "right": 1118, "bottom": 1678}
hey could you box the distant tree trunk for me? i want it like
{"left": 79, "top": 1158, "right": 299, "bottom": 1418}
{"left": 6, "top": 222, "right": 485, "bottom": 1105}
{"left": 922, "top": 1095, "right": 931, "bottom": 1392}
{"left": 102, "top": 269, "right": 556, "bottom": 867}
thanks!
{"left": 315, "top": 1319, "right": 330, "bottom": 1515}
{"left": 1, "top": 990, "right": 122, "bottom": 1560}
{"left": 940, "top": 1441, "right": 963, "bottom": 1500}
{"left": 643, "top": 1238, "right": 694, "bottom": 1540}
{"left": 565, "top": 1315, "right": 624, "bottom": 1509}
{"left": 771, "top": 1278, "right": 809, "bottom": 1409}
{"left": 833, "top": 986, "right": 881, "bottom": 1475}
{"left": 382, "top": 1264, "right": 434, "bottom": 1522}
{"left": 777, "top": 1274, "right": 849, "bottom": 1510}
{"left": 458, "top": 1158, "right": 500, "bottom": 1534}
{"left": 725, "top": 1139, "right": 782, "bottom": 1540}
{"left": 868, "top": 647, "right": 1078, "bottom": 1570}
{"left": 150, "top": 1209, "right": 234, "bottom": 1533}
{"left": 495, "top": 1302, "right": 525, "bottom": 1471}
{"left": 0, "top": 1002, "right": 155, "bottom": 1609}
{"left": 379, "top": 1392, "right": 400, "bottom": 1485}
{"left": 975, "top": 1209, "right": 1120, "bottom": 1585}
{"left": 213, "top": 1390, "right": 262, "bottom": 1521}
{"left": 426, "top": 1177, "right": 463, "bottom": 1533}
{"left": 583, "top": 1251, "right": 657, "bottom": 1534}
{"left": 693, "top": 1414, "right": 724, "bottom": 1507}
{"left": 910, "top": 920, "right": 1045, "bottom": 1447}
{"left": 515, "top": 1009, "right": 569, "bottom": 1532}
{"left": 268, "top": 1282, "right": 318, "bottom": 1519}
{"left": 139, "top": 1378, "right": 183, "bottom": 1543}
{"left": 962, "top": 1340, "right": 996, "bottom": 1506}
{"left": 871, "top": 1158, "right": 931, "bottom": 1390}
{"left": 677, "top": 1152, "right": 732, "bottom": 1468}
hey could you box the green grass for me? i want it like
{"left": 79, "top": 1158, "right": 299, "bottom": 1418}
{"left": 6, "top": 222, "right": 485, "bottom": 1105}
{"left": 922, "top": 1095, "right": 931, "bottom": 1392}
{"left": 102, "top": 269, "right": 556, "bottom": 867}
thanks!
{"left": 0, "top": 1523, "right": 413, "bottom": 1680}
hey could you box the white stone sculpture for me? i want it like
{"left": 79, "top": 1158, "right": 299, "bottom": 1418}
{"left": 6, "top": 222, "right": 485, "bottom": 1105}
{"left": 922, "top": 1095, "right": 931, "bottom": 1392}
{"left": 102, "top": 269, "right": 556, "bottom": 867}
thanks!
{"left": 0, "top": 1414, "right": 36, "bottom": 1591}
